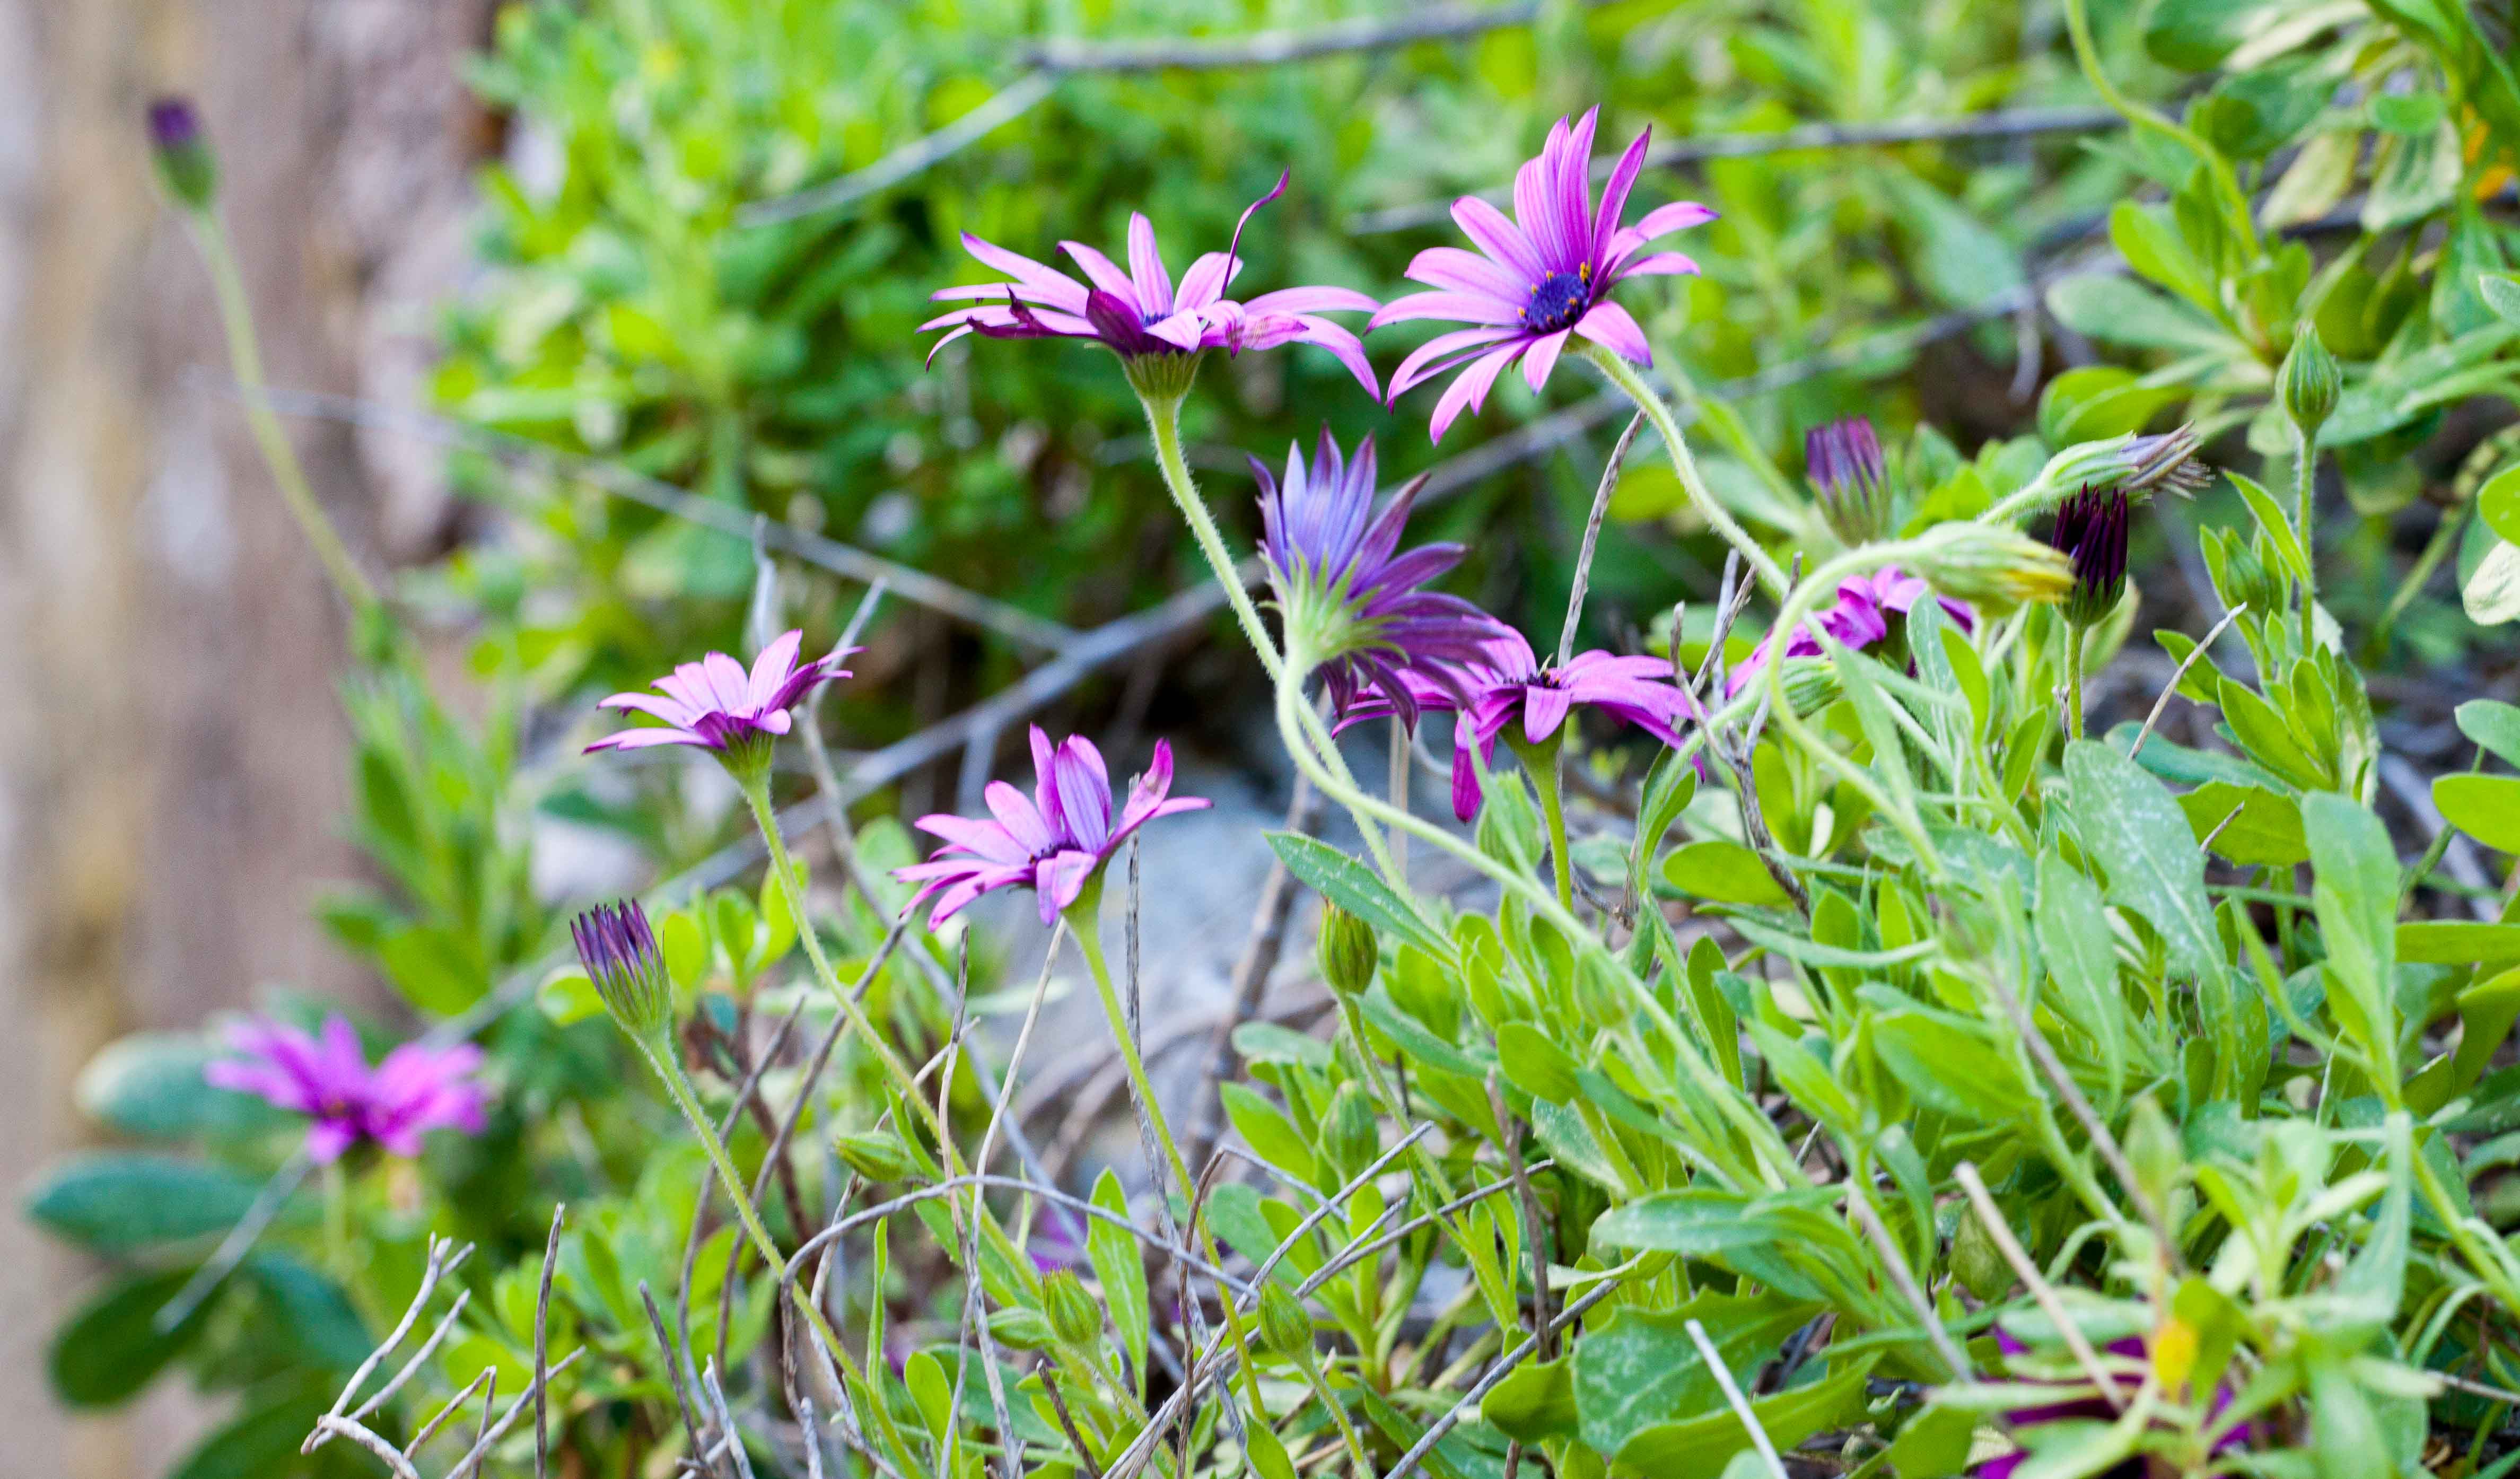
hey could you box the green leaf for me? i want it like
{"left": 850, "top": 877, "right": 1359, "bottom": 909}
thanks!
{"left": 1482, "top": 1356, "right": 1579, "bottom": 1442}
{"left": 1230, "top": 1021, "right": 1332, "bottom": 1069}
{"left": 2045, "top": 274, "right": 2233, "bottom": 354}
{"left": 245, "top": 1252, "right": 372, "bottom": 1371}
{"left": 24, "top": 1153, "right": 262, "bottom": 1253}
{"left": 1496, "top": 1021, "right": 1582, "bottom": 1104}
{"left": 2177, "top": 781, "right": 2309, "bottom": 867}
{"left": 1661, "top": 840, "right": 1791, "bottom": 906}
{"left": 2143, "top": 0, "right": 2263, "bottom": 68}
{"left": 1614, "top": 1357, "right": 1875, "bottom": 1473}
{"left": 167, "top": 1380, "right": 332, "bottom": 1479}
{"left": 1726, "top": 916, "right": 1932, "bottom": 969}
{"left": 2064, "top": 742, "right": 2230, "bottom": 993}
{"left": 2398, "top": 921, "right": 2520, "bottom": 965}
{"left": 2457, "top": 698, "right": 2520, "bottom": 768}
{"left": 49, "top": 1263, "right": 215, "bottom": 1407}
{"left": 2227, "top": 472, "right": 2312, "bottom": 586}
{"left": 1870, "top": 1008, "right": 2032, "bottom": 1123}
{"left": 2034, "top": 850, "right": 2128, "bottom": 1104}
{"left": 1745, "top": 1020, "right": 1858, "bottom": 1131}
{"left": 2342, "top": 1113, "right": 2412, "bottom": 1310}
{"left": 1086, "top": 1170, "right": 1149, "bottom": 1391}
{"left": 537, "top": 969, "right": 604, "bottom": 1026}
{"left": 661, "top": 908, "right": 710, "bottom": 990}
{"left": 76, "top": 1033, "right": 265, "bottom": 1140}
{"left": 2037, "top": 366, "right": 2178, "bottom": 442}
{"left": 2482, "top": 273, "right": 2520, "bottom": 327}
{"left": 1569, "top": 1291, "right": 1815, "bottom": 1458}
{"left": 1885, "top": 1402, "right": 1981, "bottom": 1478}
{"left": 2305, "top": 791, "right": 2402, "bottom": 1075}
{"left": 2465, "top": 540, "right": 2520, "bottom": 625}
{"left": 1219, "top": 1084, "right": 1316, "bottom": 1184}
{"left": 378, "top": 924, "right": 487, "bottom": 1014}
{"left": 1267, "top": 832, "right": 1449, "bottom": 961}
{"left": 2436, "top": 774, "right": 2520, "bottom": 851}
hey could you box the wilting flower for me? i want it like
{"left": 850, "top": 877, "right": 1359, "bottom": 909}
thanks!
{"left": 2049, "top": 485, "right": 2131, "bottom": 628}
{"left": 205, "top": 1014, "right": 486, "bottom": 1163}
{"left": 1439, "top": 629, "right": 1701, "bottom": 820}
{"left": 922, "top": 174, "right": 1379, "bottom": 399}
{"left": 1807, "top": 416, "right": 1895, "bottom": 546}
{"left": 1980, "top": 1328, "right": 2253, "bottom": 1477}
{"left": 1255, "top": 428, "right": 1509, "bottom": 727}
{"left": 586, "top": 629, "right": 852, "bottom": 776}
{"left": 570, "top": 900, "right": 676, "bottom": 1043}
{"left": 897, "top": 729, "right": 1210, "bottom": 926}
{"left": 1727, "top": 567, "right": 1974, "bottom": 697}
{"left": 1372, "top": 108, "right": 1716, "bottom": 441}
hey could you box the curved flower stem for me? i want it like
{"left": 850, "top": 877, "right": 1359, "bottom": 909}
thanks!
{"left": 1760, "top": 542, "right": 1946, "bottom": 877}
{"left": 634, "top": 1035, "right": 875, "bottom": 1392}
{"left": 187, "top": 209, "right": 377, "bottom": 614}
{"left": 1507, "top": 733, "right": 1576, "bottom": 915}
{"left": 2291, "top": 425, "right": 2320, "bottom": 623}
{"left": 742, "top": 777, "right": 956, "bottom": 1162}
{"left": 1138, "top": 389, "right": 1284, "bottom": 684}
{"left": 1064, "top": 908, "right": 1268, "bottom": 1413}
{"left": 1578, "top": 343, "right": 1788, "bottom": 602}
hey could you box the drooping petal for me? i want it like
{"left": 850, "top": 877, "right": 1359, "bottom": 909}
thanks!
{"left": 1387, "top": 327, "right": 1518, "bottom": 400}
{"left": 1521, "top": 685, "right": 1574, "bottom": 745}
{"left": 1630, "top": 200, "right": 1719, "bottom": 242}
{"left": 985, "top": 780, "right": 1054, "bottom": 856}
{"left": 1571, "top": 300, "right": 1652, "bottom": 365}
{"left": 1035, "top": 850, "right": 1101, "bottom": 925}
{"left": 958, "top": 233, "right": 1092, "bottom": 311}
{"left": 914, "top": 813, "right": 1034, "bottom": 865}
{"left": 585, "top": 727, "right": 708, "bottom": 751}
{"left": 1059, "top": 240, "right": 1139, "bottom": 304}
{"left": 1521, "top": 327, "right": 1571, "bottom": 392}
{"left": 1590, "top": 127, "right": 1653, "bottom": 274}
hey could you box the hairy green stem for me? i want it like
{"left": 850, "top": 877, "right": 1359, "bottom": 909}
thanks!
{"left": 1579, "top": 343, "right": 1787, "bottom": 601}
{"left": 188, "top": 210, "right": 376, "bottom": 612}
{"left": 2064, "top": 623, "right": 2088, "bottom": 742}
{"left": 1138, "top": 389, "right": 1283, "bottom": 682}
{"left": 742, "top": 778, "right": 953, "bottom": 1159}
{"left": 1509, "top": 733, "right": 1576, "bottom": 915}
{"left": 2291, "top": 426, "right": 2320, "bottom": 623}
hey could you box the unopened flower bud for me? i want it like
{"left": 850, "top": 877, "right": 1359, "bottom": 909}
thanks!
{"left": 2016, "top": 425, "right": 2207, "bottom": 520}
{"left": 832, "top": 1128, "right": 920, "bottom": 1183}
{"left": 1949, "top": 1206, "right": 2012, "bottom": 1302}
{"left": 1905, "top": 521, "right": 2074, "bottom": 613}
{"left": 1806, "top": 416, "right": 1896, "bottom": 545}
{"left": 1317, "top": 1083, "right": 1379, "bottom": 1182}
{"left": 1042, "top": 1270, "right": 1103, "bottom": 1348}
{"left": 147, "top": 97, "right": 217, "bottom": 211}
{"left": 2048, "top": 486, "right": 2131, "bottom": 629}
{"left": 2279, "top": 326, "right": 2341, "bottom": 439}
{"left": 570, "top": 900, "right": 675, "bottom": 1045}
{"left": 1316, "top": 905, "right": 1378, "bottom": 997}
{"left": 1258, "top": 1282, "right": 1313, "bottom": 1359}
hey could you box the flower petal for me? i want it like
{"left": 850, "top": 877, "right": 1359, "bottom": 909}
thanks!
{"left": 1060, "top": 240, "right": 1139, "bottom": 304}
{"left": 1590, "top": 126, "right": 1652, "bottom": 274}
{"left": 1571, "top": 300, "right": 1652, "bottom": 365}
{"left": 985, "top": 780, "right": 1054, "bottom": 856}
{"left": 1428, "top": 343, "right": 1522, "bottom": 443}
{"left": 1521, "top": 327, "right": 1571, "bottom": 392}
{"left": 1126, "top": 213, "right": 1172, "bottom": 317}
{"left": 1450, "top": 195, "right": 1548, "bottom": 282}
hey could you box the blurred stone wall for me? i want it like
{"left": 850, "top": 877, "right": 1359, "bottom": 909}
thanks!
{"left": 0, "top": 1, "right": 490, "bottom": 1471}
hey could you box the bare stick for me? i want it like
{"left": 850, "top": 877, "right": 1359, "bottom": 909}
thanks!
{"left": 1686, "top": 1317, "right": 1788, "bottom": 1479}
{"left": 1845, "top": 1184, "right": 1971, "bottom": 1381}
{"left": 639, "top": 1281, "right": 711, "bottom": 1475}
{"left": 1380, "top": 1281, "right": 1624, "bottom": 1479}
{"left": 1488, "top": 1074, "right": 1555, "bottom": 1360}
{"left": 1954, "top": 1162, "right": 2124, "bottom": 1406}
{"left": 536, "top": 1203, "right": 565, "bottom": 1478}
{"left": 1561, "top": 411, "right": 1644, "bottom": 666}
{"left": 406, "top": 1368, "right": 493, "bottom": 1455}
{"left": 741, "top": 71, "right": 1059, "bottom": 224}
{"left": 701, "top": 1360, "right": 759, "bottom": 1479}
{"left": 2130, "top": 602, "right": 2246, "bottom": 760}
{"left": 1024, "top": 1, "right": 1586, "bottom": 72}
{"left": 309, "top": 1417, "right": 422, "bottom": 1479}
{"left": 157, "top": 1156, "right": 309, "bottom": 1331}
{"left": 1042, "top": 1364, "right": 1107, "bottom": 1479}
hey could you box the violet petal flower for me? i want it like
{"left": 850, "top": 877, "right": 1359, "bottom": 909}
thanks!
{"left": 587, "top": 629, "right": 853, "bottom": 757}
{"left": 1370, "top": 108, "right": 1717, "bottom": 441}
{"left": 1723, "top": 566, "right": 1974, "bottom": 698}
{"left": 1255, "top": 427, "right": 1512, "bottom": 729}
{"left": 923, "top": 174, "right": 1381, "bottom": 397}
{"left": 2049, "top": 485, "right": 2131, "bottom": 628}
{"left": 205, "top": 1014, "right": 486, "bottom": 1163}
{"left": 897, "top": 728, "right": 1211, "bottom": 927}
{"left": 1439, "top": 628, "right": 1702, "bottom": 820}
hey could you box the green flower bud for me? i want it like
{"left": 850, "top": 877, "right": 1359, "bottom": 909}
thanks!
{"left": 831, "top": 1128, "right": 920, "bottom": 1183}
{"left": 1904, "top": 521, "right": 2074, "bottom": 614}
{"left": 570, "top": 901, "right": 676, "bottom": 1046}
{"left": 1258, "top": 1282, "right": 1313, "bottom": 1359}
{"left": 1949, "top": 1206, "right": 2013, "bottom": 1303}
{"left": 1316, "top": 904, "right": 1378, "bottom": 997}
{"left": 1317, "top": 1083, "right": 1379, "bottom": 1183}
{"left": 986, "top": 1306, "right": 1056, "bottom": 1351}
{"left": 147, "top": 99, "right": 217, "bottom": 211}
{"left": 2278, "top": 326, "right": 2341, "bottom": 439}
{"left": 1042, "top": 1270, "right": 1103, "bottom": 1349}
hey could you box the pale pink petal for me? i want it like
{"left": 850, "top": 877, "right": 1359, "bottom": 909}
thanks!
{"left": 1035, "top": 850, "right": 1100, "bottom": 925}
{"left": 959, "top": 233, "right": 1091, "bottom": 309}
{"left": 1521, "top": 328, "right": 1571, "bottom": 392}
{"left": 1402, "top": 246, "right": 1527, "bottom": 301}
{"left": 1590, "top": 127, "right": 1653, "bottom": 273}
{"left": 1388, "top": 327, "right": 1517, "bottom": 400}
{"left": 985, "top": 780, "right": 1054, "bottom": 856}
{"left": 586, "top": 728, "right": 708, "bottom": 751}
{"left": 1059, "top": 241, "right": 1139, "bottom": 304}
{"left": 1428, "top": 343, "right": 1522, "bottom": 444}
{"left": 1572, "top": 301, "right": 1652, "bottom": 365}
{"left": 1126, "top": 214, "right": 1172, "bottom": 317}
{"left": 1631, "top": 200, "right": 1718, "bottom": 241}
{"left": 747, "top": 630, "right": 804, "bottom": 710}
{"left": 1242, "top": 285, "right": 1378, "bottom": 317}
{"left": 1450, "top": 196, "right": 1548, "bottom": 282}
{"left": 1367, "top": 291, "right": 1523, "bottom": 329}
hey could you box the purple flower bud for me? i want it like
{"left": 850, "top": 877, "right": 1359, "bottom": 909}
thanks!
{"left": 1805, "top": 416, "right": 1895, "bottom": 545}
{"left": 2049, "top": 485, "right": 2131, "bottom": 628}
{"left": 571, "top": 899, "right": 675, "bottom": 1042}
{"left": 146, "top": 96, "right": 217, "bottom": 209}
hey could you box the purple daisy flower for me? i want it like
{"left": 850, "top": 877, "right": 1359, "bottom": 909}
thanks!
{"left": 1724, "top": 567, "right": 1974, "bottom": 698}
{"left": 921, "top": 174, "right": 1381, "bottom": 397}
{"left": 587, "top": 629, "right": 852, "bottom": 757}
{"left": 1254, "top": 427, "right": 1510, "bottom": 729}
{"left": 896, "top": 728, "right": 1211, "bottom": 926}
{"left": 1370, "top": 108, "right": 1716, "bottom": 442}
{"left": 1442, "top": 629, "right": 1702, "bottom": 820}
{"left": 205, "top": 1014, "right": 486, "bottom": 1163}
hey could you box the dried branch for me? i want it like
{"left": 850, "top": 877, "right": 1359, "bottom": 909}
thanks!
{"left": 1954, "top": 1162, "right": 2124, "bottom": 1406}
{"left": 1349, "top": 107, "right": 2122, "bottom": 235}
{"left": 1560, "top": 410, "right": 1644, "bottom": 667}
{"left": 536, "top": 1207, "right": 563, "bottom": 1477}
{"left": 741, "top": 71, "right": 1060, "bottom": 225}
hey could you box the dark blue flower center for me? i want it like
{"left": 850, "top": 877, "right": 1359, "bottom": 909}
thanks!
{"left": 1518, "top": 266, "right": 1592, "bottom": 334}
